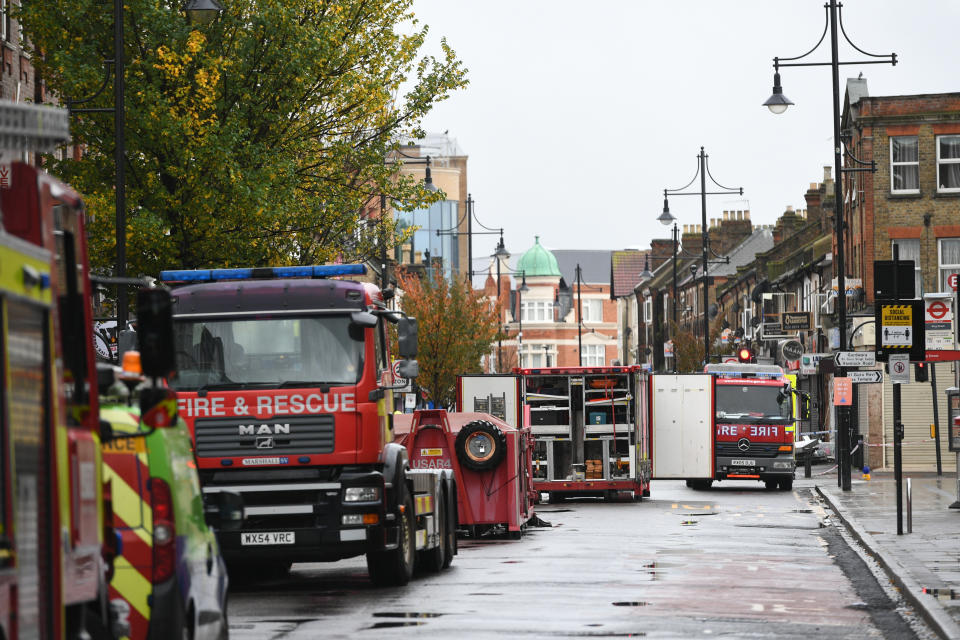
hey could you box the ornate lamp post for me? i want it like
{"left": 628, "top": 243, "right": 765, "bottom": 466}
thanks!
{"left": 68, "top": 1, "right": 223, "bottom": 330}
{"left": 764, "top": 0, "right": 896, "bottom": 492}
{"left": 661, "top": 149, "right": 742, "bottom": 367}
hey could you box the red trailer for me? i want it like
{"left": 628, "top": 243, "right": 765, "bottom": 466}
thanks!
{"left": 458, "top": 368, "right": 652, "bottom": 502}
{"left": 393, "top": 410, "right": 536, "bottom": 538}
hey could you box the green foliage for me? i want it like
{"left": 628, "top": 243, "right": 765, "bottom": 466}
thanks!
{"left": 397, "top": 269, "right": 499, "bottom": 408}
{"left": 20, "top": 0, "right": 467, "bottom": 277}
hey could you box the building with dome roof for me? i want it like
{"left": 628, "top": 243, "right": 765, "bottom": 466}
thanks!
{"left": 482, "top": 236, "right": 618, "bottom": 372}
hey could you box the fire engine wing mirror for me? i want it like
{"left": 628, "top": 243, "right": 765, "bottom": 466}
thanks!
{"left": 397, "top": 317, "right": 418, "bottom": 358}
{"left": 350, "top": 311, "right": 378, "bottom": 328}
{"left": 136, "top": 288, "right": 176, "bottom": 379}
{"left": 396, "top": 359, "right": 419, "bottom": 380}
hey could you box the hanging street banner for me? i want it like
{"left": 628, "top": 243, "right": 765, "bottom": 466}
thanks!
{"left": 875, "top": 300, "right": 925, "bottom": 362}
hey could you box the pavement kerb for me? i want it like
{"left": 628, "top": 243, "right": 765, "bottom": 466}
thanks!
{"left": 815, "top": 485, "right": 960, "bottom": 640}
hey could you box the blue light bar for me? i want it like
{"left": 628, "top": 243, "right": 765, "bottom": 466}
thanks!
{"left": 312, "top": 264, "right": 366, "bottom": 277}
{"left": 159, "top": 264, "right": 367, "bottom": 283}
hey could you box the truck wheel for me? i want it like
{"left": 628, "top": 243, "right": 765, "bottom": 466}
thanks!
{"left": 442, "top": 490, "right": 457, "bottom": 568}
{"left": 418, "top": 489, "right": 447, "bottom": 573}
{"left": 691, "top": 479, "right": 712, "bottom": 490}
{"left": 367, "top": 489, "right": 415, "bottom": 586}
{"left": 454, "top": 420, "right": 507, "bottom": 471}
{"left": 764, "top": 480, "right": 778, "bottom": 491}
{"left": 778, "top": 478, "right": 794, "bottom": 491}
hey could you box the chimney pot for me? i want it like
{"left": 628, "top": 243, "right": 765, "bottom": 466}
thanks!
{"left": 786, "top": 205, "right": 794, "bottom": 213}
{"left": 744, "top": 210, "right": 750, "bottom": 220}
{"left": 723, "top": 211, "right": 730, "bottom": 221}
{"left": 823, "top": 166, "right": 832, "bottom": 181}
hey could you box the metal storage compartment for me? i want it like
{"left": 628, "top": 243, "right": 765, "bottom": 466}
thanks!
{"left": 650, "top": 374, "right": 714, "bottom": 479}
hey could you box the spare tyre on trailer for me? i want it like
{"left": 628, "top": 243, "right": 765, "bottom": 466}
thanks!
{"left": 455, "top": 419, "right": 508, "bottom": 471}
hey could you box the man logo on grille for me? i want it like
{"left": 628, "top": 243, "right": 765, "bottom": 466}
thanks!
{"left": 737, "top": 438, "right": 751, "bottom": 452}
{"left": 255, "top": 436, "right": 275, "bottom": 449}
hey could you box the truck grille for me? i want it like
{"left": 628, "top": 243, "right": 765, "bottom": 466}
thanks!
{"left": 194, "top": 414, "right": 335, "bottom": 458}
{"left": 716, "top": 442, "right": 782, "bottom": 457}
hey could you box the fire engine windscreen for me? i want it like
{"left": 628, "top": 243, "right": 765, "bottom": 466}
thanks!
{"left": 715, "top": 386, "right": 792, "bottom": 423}
{"left": 169, "top": 315, "right": 364, "bottom": 390}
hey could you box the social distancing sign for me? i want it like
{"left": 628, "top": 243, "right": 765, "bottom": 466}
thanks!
{"left": 876, "top": 300, "right": 924, "bottom": 361}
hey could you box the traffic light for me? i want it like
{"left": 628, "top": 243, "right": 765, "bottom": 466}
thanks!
{"left": 737, "top": 347, "right": 754, "bottom": 363}
{"left": 914, "top": 361, "right": 928, "bottom": 382}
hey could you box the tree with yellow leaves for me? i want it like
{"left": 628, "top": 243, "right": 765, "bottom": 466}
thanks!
{"left": 20, "top": 0, "right": 467, "bottom": 278}
{"left": 396, "top": 268, "right": 500, "bottom": 408}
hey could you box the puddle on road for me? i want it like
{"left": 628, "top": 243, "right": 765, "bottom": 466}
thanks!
{"left": 612, "top": 601, "right": 650, "bottom": 607}
{"left": 468, "top": 593, "right": 502, "bottom": 596}
{"left": 501, "top": 560, "right": 523, "bottom": 564}
{"left": 792, "top": 508, "right": 814, "bottom": 513}
{"left": 366, "top": 621, "right": 425, "bottom": 629}
{"left": 373, "top": 612, "right": 445, "bottom": 618}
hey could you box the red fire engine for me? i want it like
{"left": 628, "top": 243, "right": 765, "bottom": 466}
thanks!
{"left": 0, "top": 103, "right": 112, "bottom": 639}
{"left": 160, "top": 265, "right": 456, "bottom": 585}
{"left": 697, "top": 361, "right": 806, "bottom": 490}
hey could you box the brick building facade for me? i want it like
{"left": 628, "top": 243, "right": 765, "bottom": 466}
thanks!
{"left": 842, "top": 79, "right": 960, "bottom": 304}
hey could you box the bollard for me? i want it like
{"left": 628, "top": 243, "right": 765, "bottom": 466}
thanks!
{"left": 804, "top": 452, "right": 812, "bottom": 478}
{"left": 907, "top": 477, "right": 913, "bottom": 534}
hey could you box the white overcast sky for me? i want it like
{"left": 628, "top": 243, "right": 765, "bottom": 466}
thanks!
{"left": 409, "top": 0, "right": 960, "bottom": 277}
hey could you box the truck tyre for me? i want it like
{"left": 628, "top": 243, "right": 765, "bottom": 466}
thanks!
{"left": 442, "top": 489, "right": 457, "bottom": 568}
{"left": 778, "top": 477, "right": 794, "bottom": 491}
{"left": 367, "top": 488, "right": 415, "bottom": 586}
{"left": 691, "top": 479, "right": 712, "bottom": 490}
{"left": 454, "top": 420, "right": 507, "bottom": 471}
{"left": 764, "top": 480, "right": 778, "bottom": 491}
{"left": 418, "top": 488, "right": 447, "bottom": 573}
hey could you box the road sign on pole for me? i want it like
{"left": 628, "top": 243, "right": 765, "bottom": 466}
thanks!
{"left": 847, "top": 370, "right": 883, "bottom": 384}
{"left": 834, "top": 351, "right": 876, "bottom": 367}
{"left": 889, "top": 354, "right": 910, "bottom": 384}
{"left": 876, "top": 300, "right": 925, "bottom": 362}
{"left": 833, "top": 377, "right": 853, "bottom": 406}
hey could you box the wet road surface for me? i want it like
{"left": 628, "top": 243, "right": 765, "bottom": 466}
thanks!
{"left": 228, "top": 480, "right": 930, "bottom": 639}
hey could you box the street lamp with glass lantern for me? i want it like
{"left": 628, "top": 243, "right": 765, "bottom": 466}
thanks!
{"left": 661, "top": 148, "right": 741, "bottom": 367}
{"left": 184, "top": 0, "right": 225, "bottom": 24}
{"left": 763, "top": 0, "right": 896, "bottom": 492}
{"left": 67, "top": 0, "right": 223, "bottom": 331}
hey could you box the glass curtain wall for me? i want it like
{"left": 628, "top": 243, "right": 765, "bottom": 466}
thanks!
{"left": 394, "top": 200, "right": 460, "bottom": 281}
